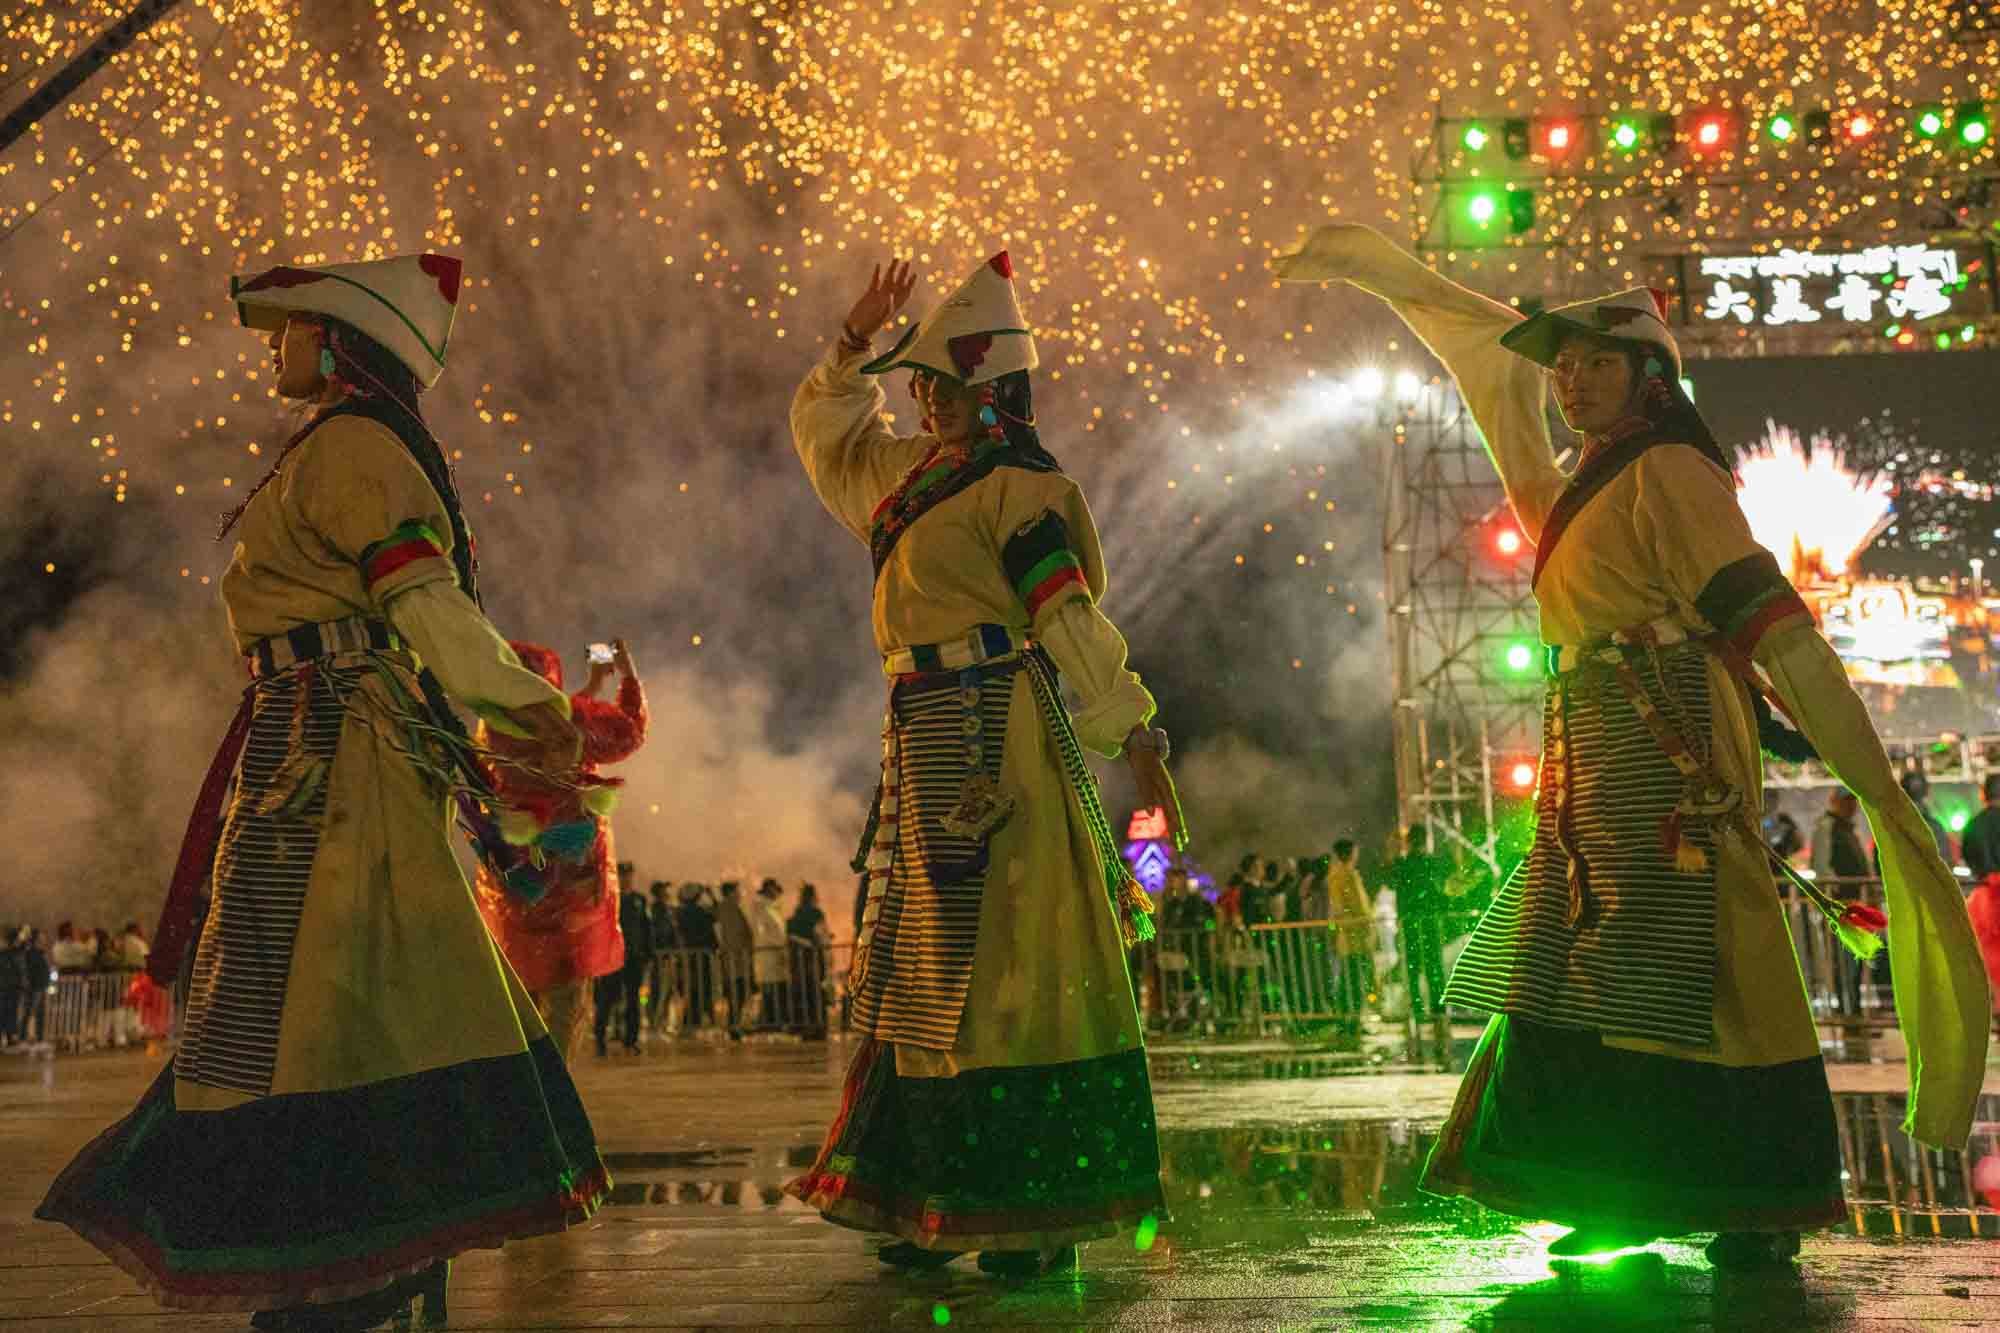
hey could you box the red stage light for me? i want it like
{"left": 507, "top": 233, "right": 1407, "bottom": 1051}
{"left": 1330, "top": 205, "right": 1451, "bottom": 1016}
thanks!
{"left": 1688, "top": 111, "right": 1735, "bottom": 153}
{"left": 1507, "top": 761, "right": 1538, "bottom": 790}
{"left": 1847, "top": 112, "right": 1874, "bottom": 140}
{"left": 1493, "top": 526, "right": 1524, "bottom": 557}
{"left": 1535, "top": 117, "right": 1581, "bottom": 158}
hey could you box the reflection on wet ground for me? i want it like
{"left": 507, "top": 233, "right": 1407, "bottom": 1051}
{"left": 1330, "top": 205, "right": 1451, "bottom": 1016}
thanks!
{"left": 601, "top": 1093, "right": 2000, "bottom": 1244}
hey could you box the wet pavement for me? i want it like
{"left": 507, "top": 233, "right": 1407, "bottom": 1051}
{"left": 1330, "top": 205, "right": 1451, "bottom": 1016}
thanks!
{"left": 1, "top": 1034, "right": 1996, "bottom": 1329}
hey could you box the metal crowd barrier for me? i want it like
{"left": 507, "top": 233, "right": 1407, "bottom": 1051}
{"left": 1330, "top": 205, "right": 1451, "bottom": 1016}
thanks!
{"left": 33, "top": 971, "right": 179, "bottom": 1053}
{"left": 645, "top": 941, "right": 850, "bottom": 1037}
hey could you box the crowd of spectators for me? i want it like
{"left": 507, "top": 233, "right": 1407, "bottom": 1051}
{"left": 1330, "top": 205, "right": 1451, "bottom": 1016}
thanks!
{"left": 1143, "top": 827, "right": 1504, "bottom": 1041}
{"left": 1, "top": 921, "right": 151, "bottom": 1051}
{"left": 603, "top": 872, "right": 838, "bottom": 1050}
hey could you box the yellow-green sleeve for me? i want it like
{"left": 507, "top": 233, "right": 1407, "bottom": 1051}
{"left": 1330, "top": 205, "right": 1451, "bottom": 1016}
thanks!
{"left": 1628, "top": 445, "right": 1813, "bottom": 651}
{"left": 385, "top": 581, "right": 567, "bottom": 719}
{"left": 1272, "top": 224, "right": 1567, "bottom": 541}
{"left": 790, "top": 340, "right": 935, "bottom": 543}
{"left": 287, "top": 413, "right": 459, "bottom": 610}
{"left": 1756, "top": 620, "right": 1990, "bottom": 1148}
{"left": 992, "top": 471, "right": 1154, "bottom": 755}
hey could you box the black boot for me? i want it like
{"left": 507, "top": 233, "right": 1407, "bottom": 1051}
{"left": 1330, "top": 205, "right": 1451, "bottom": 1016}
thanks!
{"left": 878, "top": 1241, "right": 962, "bottom": 1270}
{"left": 1705, "top": 1230, "right": 1801, "bottom": 1269}
{"left": 977, "top": 1245, "right": 1079, "bottom": 1278}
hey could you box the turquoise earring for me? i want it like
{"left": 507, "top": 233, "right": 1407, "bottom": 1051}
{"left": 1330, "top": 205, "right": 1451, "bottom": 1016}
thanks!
{"left": 318, "top": 347, "right": 336, "bottom": 378}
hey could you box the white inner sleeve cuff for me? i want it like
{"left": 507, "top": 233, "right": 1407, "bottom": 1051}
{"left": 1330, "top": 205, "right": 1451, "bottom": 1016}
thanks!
{"left": 1036, "top": 598, "right": 1156, "bottom": 757}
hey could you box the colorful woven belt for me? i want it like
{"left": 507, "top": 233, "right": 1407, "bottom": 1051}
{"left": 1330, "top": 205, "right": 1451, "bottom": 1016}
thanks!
{"left": 881, "top": 623, "right": 1027, "bottom": 677}
{"left": 1544, "top": 616, "right": 1691, "bottom": 677}
{"left": 246, "top": 616, "right": 400, "bottom": 679}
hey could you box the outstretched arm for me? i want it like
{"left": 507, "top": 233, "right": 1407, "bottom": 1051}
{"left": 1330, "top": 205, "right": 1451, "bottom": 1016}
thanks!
{"left": 1272, "top": 224, "right": 1567, "bottom": 540}
{"left": 790, "top": 261, "right": 932, "bottom": 541}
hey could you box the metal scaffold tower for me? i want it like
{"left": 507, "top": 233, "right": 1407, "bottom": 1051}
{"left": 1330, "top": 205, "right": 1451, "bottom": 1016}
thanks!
{"left": 1386, "top": 93, "right": 2000, "bottom": 856}
{"left": 1382, "top": 384, "right": 1541, "bottom": 872}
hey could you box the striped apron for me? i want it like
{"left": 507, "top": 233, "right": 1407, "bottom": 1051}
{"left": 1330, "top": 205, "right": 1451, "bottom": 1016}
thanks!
{"left": 176, "top": 622, "right": 405, "bottom": 1096}
{"left": 1445, "top": 633, "right": 1731, "bottom": 1048}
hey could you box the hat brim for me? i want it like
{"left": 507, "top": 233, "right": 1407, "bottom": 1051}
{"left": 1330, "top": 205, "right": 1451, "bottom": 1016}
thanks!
{"left": 859, "top": 323, "right": 1034, "bottom": 384}
{"left": 1498, "top": 311, "right": 1616, "bottom": 368}
{"left": 1499, "top": 310, "right": 1681, "bottom": 377}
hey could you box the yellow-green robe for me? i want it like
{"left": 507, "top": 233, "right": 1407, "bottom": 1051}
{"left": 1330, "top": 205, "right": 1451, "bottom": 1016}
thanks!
{"left": 785, "top": 341, "right": 1168, "bottom": 1252}
{"left": 39, "top": 404, "right": 608, "bottom": 1311}
{"left": 1275, "top": 223, "right": 1988, "bottom": 1234}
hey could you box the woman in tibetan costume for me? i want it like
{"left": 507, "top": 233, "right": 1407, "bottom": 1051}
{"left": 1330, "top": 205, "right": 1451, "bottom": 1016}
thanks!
{"left": 786, "top": 256, "right": 1185, "bottom": 1277}
{"left": 38, "top": 255, "right": 609, "bottom": 1329}
{"left": 473, "top": 637, "right": 649, "bottom": 1060}
{"left": 1273, "top": 225, "right": 1989, "bottom": 1266}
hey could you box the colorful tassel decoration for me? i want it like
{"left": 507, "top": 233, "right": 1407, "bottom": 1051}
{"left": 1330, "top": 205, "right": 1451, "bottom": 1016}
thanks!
{"left": 498, "top": 807, "right": 542, "bottom": 847}
{"left": 1833, "top": 902, "right": 1888, "bottom": 961}
{"left": 539, "top": 818, "right": 598, "bottom": 859}
{"left": 1659, "top": 810, "right": 1711, "bottom": 874}
{"left": 579, "top": 782, "right": 621, "bottom": 817}
{"left": 1765, "top": 846, "right": 1888, "bottom": 962}
{"left": 503, "top": 863, "right": 549, "bottom": 903}
{"left": 1116, "top": 874, "right": 1158, "bottom": 947}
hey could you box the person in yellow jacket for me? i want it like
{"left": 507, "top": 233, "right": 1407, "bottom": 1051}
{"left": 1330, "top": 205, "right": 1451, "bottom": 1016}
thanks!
{"left": 38, "top": 254, "right": 608, "bottom": 1327}
{"left": 1274, "top": 224, "right": 1989, "bottom": 1268}
{"left": 785, "top": 254, "right": 1186, "bottom": 1278}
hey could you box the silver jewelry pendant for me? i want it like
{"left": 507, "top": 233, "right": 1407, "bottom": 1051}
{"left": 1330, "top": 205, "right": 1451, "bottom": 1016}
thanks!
{"left": 940, "top": 772, "right": 1016, "bottom": 842}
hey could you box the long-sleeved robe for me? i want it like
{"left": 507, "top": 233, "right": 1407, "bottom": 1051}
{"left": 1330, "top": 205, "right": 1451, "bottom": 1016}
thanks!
{"left": 1275, "top": 224, "right": 1987, "bottom": 1233}
{"left": 39, "top": 406, "right": 608, "bottom": 1311}
{"left": 785, "top": 340, "right": 1167, "bottom": 1253}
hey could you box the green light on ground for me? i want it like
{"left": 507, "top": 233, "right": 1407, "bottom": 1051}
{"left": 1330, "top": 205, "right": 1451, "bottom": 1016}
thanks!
{"left": 932, "top": 1303, "right": 951, "bottom": 1326}
{"left": 1135, "top": 1212, "right": 1160, "bottom": 1252}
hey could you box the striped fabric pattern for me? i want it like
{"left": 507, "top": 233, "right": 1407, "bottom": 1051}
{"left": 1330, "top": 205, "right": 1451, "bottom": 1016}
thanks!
{"left": 1002, "top": 511, "right": 1088, "bottom": 619}
{"left": 178, "top": 663, "right": 357, "bottom": 1096}
{"left": 358, "top": 519, "right": 447, "bottom": 590}
{"left": 848, "top": 664, "right": 1019, "bottom": 1050}
{"left": 1445, "top": 642, "right": 1720, "bottom": 1047}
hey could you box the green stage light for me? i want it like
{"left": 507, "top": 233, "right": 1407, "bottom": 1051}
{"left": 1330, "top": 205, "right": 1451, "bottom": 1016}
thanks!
{"left": 1610, "top": 118, "right": 1642, "bottom": 151}
{"left": 1937, "top": 332, "right": 1954, "bottom": 349}
{"left": 1463, "top": 123, "right": 1491, "bottom": 152}
{"left": 1960, "top": 102, "right": 1990, "bottom": 146}
{"left": 1963, "top": 325, "right": 1978, "bottom": 343}
{"left": 1916, "top": 106, "right": 1946, "bottom": 139}
{"left": 1466, "top": 189, "right": 1500, "bottom": 227}
{"left": 1949, "top": 810, "right": 1971, "bottom": 834}
{"left": 1767, "top": 114, "right": 1796, "bottom": 142}
{"left": 1504, "top": 641, "right": 1536, "bottom": 673}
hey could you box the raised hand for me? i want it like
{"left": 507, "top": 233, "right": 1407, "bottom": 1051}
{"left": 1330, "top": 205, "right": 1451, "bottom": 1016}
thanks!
{"left": 844, "top": 260, "right": 917, "bottom": 341}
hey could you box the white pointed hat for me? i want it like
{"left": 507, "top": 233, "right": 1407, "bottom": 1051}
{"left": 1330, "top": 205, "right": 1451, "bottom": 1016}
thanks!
{"left": 1499, "top": 286, "right": 1682, "bottom": 378}
{"left": 861, "top": 252, "right": 1037, "bottom": 385}
{"left": 231, "top": 253, "right": 463, "bottom": 389}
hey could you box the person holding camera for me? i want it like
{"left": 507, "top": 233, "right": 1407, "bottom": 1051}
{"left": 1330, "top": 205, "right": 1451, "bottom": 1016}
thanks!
{"left": 473, "top": 637, "right": 649, "bottom": 1060}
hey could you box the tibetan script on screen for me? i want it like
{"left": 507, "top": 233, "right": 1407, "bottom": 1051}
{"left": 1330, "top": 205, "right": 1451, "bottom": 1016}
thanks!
{"left": 1693, "top": 246, "right": 1976, "bottom": 328}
